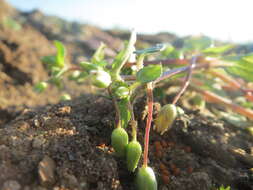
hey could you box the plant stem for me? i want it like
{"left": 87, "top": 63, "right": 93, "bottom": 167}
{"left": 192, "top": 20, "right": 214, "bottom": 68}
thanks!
{"left": 108, "top": 86, "right": 121, "bottom": 128}
{"left": 127, "top": 101, "right": 137, "bottom": 141}
{"left": 143, "top": 82, "right": 154, "bottom": 168}
{"left": 189, "top": 83, "right": 253, "bottom": 120}
{"left": 208, "top": 69, "right": 253, "bottom": 103}
{"left": 172, "top": 55, "right": 197, "bottom": 104}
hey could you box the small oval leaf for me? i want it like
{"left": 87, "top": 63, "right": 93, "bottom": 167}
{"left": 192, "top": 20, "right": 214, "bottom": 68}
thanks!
{"left": 136, "top": 65, "right": 162, "bottom": 83}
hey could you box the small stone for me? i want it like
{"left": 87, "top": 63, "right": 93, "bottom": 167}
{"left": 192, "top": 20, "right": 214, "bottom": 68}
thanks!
{"left": 38, "top": 156, "right": 56, "bottom": 187}
{"left": 57, "top": 106, "right": 71, "bottom": 115}
{"left": 2, "top": 180, "right": 21, "bottom": 190}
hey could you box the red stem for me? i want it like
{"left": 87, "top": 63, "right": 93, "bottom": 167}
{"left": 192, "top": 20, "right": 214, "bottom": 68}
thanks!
{"left": 172, "top": 55, "right": 197, "bottom": 104}
{"left": 143, "top": 83, "right": 153, "bottom": 167}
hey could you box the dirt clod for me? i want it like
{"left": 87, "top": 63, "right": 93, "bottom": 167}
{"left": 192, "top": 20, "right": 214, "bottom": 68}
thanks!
{"left": 38, "top": 156, "right": 56, "bottom": 187}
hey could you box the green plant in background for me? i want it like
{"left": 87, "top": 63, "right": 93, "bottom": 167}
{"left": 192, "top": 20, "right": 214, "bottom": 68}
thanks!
{"left": 1, "top": 16, "right": 22, "bottom": 31}
{"left": 36, "top": 31, "right": 253, "bottom": 189}
{"left": 218, "top": 185, "right": 231, "bottom": 190}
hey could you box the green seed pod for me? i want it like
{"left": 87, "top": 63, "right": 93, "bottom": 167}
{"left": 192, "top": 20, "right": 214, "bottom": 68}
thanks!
{"left": 90, "top": 70, "right": 111, "bottom": 88}
{"left": 154, "top": 104, "right": 177, "bottom": 135}
{"left": 111, "top": 127, "right": 129, "bottom": 157}
{"left": 126, "top": 140, "right": 142, "bottom": 172}
{"left": 114, "top": 86, "right": 130, "bottom": 99}
{"left": 136, "top": 166, "right": 157, "bottom": 190}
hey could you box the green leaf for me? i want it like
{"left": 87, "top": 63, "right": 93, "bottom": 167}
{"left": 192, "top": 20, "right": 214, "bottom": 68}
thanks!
{"left": 91, "top": 42, "right": 106, "bottom": 65}
{"left": 54, "top": 40, "right": 66, "bottom": 68}
{"left": 111, "top": 30, "right": 136, "bottom": 80}
{"left": 242, "top": 53, "right": 253, "bottom": 64}
{"left": 226, "top": 66, "right": 253, "bottom": 82}
{"left": 118, "top": 98, "right": 131, "bottom": 128}
{"left": 202, "top": 45, "right": 233, "bottom": 55}
{"left": 134, "top": 44, "right": 166, "bottom": 55}
{"left": 223, "top": 54, "right": 253, "bottom": 82}
{"left": 33, "top": 82, "right": 48, "bottom": 93}
{"left": 183, "top": 36, "right": 212, "bottom": 52}
{"left": 136, "top": 65, "right": 162, "bottom": 83}
{"left": 160, "top": 44, "right": 175, "bottom": 57}
{"left": 41, "top": 56, "right": 56, "bottom": 66}
{"left": 218, "top": 185, "right": 230, "bottom": 190}
{"left": 79, "top": 61, "right": 100, "bottom": 72}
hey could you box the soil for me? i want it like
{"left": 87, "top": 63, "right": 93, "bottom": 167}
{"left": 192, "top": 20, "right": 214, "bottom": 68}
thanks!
{"left": 0, "top": 1, "right": 253, "bottom": 190}
{"left": 1, "top": 94, "right": 253, "bottom": 190}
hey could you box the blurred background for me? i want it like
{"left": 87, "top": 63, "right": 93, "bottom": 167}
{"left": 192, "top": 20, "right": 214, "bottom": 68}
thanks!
{"left": 1, "top": 0, "right": 253, "bottom": 123}
{"left": 6, "top": 0, "right": 253, "bottom": 42}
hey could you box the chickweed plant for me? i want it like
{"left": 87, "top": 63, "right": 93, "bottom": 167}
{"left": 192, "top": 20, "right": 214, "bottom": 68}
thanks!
{"left": 35, "top": 30, "right": 253, "bottom": 189}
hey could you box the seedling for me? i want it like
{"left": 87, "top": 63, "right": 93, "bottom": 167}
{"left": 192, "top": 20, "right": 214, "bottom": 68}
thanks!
{"left": 37, "top": 30, "right": 253, "bottom": 188}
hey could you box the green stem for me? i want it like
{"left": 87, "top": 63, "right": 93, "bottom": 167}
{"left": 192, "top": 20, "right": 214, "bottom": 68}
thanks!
{"left": 172, "top": 55, "right": 197, "bottom": 104}
{"left": 127, "top": 101, "right": 137, "bottom": 141}
{"left": 108, "top": 86, "right": 121, "bottom": 128}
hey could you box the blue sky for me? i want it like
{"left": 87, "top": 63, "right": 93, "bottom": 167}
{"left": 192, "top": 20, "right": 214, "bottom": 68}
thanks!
{"left": 7, "top": 0, "right": 253, "bottom": 43}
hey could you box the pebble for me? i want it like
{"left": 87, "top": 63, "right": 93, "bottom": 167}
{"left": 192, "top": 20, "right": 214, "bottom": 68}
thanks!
{"left": 38, "top": 156, "right": 56, "bottom": 187}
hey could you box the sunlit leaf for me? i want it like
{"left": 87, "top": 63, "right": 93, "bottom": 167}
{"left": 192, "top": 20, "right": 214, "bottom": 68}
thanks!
{"left": 54, "top": 40, "right": 66, "bottom": 68}
{"left": 136, "top": 64, "right": 162, "bottom": 83}
{"left": 160, "top": 44, "right": 174, "bottom": 57}
{"left": 79, "top": 61, "right": 100, "bottom": 72}
{"left": 242, "top": 53, "right": 253, "bottom": 64}
{"left": 134, "top": 44, "right": 166, "bottom": 55}
{"left": 91, "top": 42, "right": 106, "bottom": 65}
{"left": 202, "top": 44, "right": 233, "bottom": 55}
{"left": 223, "top": 54, "right": 253, "bottom": 82}
{"left": 111, "top": 30, "right": 136, "bottom": 80}
{"left": 183, "top": 36, "right": 212, "bottom": 52}
{"left": 226, "top": 67, "right": 253, "bottom": 82}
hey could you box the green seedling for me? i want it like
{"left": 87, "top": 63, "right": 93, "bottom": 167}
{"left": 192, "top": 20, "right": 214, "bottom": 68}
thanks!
{"left": 36, "top": 30, "right": 253, "bottom": 188}
{"left": 111, "top": 127, "right": 129, "bottom": 157}
{"left": 136, "top": 166, "right": 157, "bottom": 190}
{"left": 154, "top": 104, "right": 178, "bottom": 135}
{"left": 126, "top": 140, "right": 142, "bottom": 172}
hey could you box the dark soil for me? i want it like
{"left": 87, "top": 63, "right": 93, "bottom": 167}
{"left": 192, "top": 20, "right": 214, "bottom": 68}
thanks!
{"left": 0, "top": 94, "right": 253, "bottom": 190}
{"left": 0, "top": 1, "right": 253, "bottom": 190}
